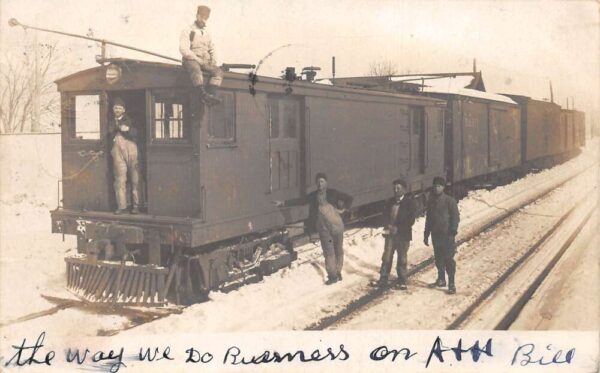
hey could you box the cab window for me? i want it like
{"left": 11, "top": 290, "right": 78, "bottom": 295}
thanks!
{"left": 207, "top": 91, "right": 236, "bottom": 145}
{"left": 269, "top": 98, "right": 299, "bottom": 139}
{"left": 67, "top": 94, "right": 102, "bottom": 140}
{"left": 152, "top": 91, "right": 189, "bottom": 141}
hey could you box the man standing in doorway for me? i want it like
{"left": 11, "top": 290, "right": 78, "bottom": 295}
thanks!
{"left": 274, "top": 173, "right": 353, "bottom": 285}
{"left": 372, "top": 179, "right": 417, "bottom": 290}
{"left": 179, "top": 5, "right": 223, "bottom": 105}
{"left": 424, "top": 177, "right": 460, "bottom": 294}
{"left": 110, "top": 97, "right": 140, "bottom": 215}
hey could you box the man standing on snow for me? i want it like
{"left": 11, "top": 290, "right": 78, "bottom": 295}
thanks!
{"left": 424, "top": 176, "right": 460, "bottom": 294}
{"left": 179, "top": 5, "right": 223, "bottom": 105}
{"left": 274, "top": 173, "right": 353, "bottom": 285}
{"left": 372, "top": 179, "right": 418, "bottom": 290}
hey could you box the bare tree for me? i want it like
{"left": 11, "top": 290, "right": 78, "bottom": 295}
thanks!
{"left": 0, "top": 42, "right": 61, "bottom": 133}
{"left": 368, "top": 60, "right": 399, "bottom": 78}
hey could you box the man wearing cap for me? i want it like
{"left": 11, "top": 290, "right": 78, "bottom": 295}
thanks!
{"left": 424, "top": 176, "right": 460, "bottom": 294}
{"left": 372, "top": 179, "right": 418, "bottom": 290}
{"left": 110, "top": 98, "right": 140, "bottom": 215}
{"left": 179, "top": 5, "right": 223, "bottom": 105}
{"left": 273, "top": 173, "right": 353, "bottom": 285}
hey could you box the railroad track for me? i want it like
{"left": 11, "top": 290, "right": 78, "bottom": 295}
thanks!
{"left": 458, "top": 199, "right": 598, "bottom": 330}
{"left": 306, "top": 164, "right": 596, "bottom": 330}
{"left": 0, "top": 293, "right": 182, "bottom": 336}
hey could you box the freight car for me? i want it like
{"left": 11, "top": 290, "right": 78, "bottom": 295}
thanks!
{"left": 394, "top": 76, "right": 522, "bottom": 187}
{"left": 51, "top": 58, "right": 446, "bottom": 305}
{"left": 502, "top": 95, "right": 583, "bottom": 168}
{"left": 332, "top": 74, "right": 522, "bottom": 192}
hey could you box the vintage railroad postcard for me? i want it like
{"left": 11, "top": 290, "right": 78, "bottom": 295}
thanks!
{"left": 1, "top": 1, "right": 598, "bottom": 372}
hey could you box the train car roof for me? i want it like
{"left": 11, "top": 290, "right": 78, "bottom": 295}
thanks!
{"left": 390, "top": 75, "right": 517, "bottom": 105}
{"left": 501, "top": 93, "right": 565, "bottom": 109}
{"left": 54, "top": 58, "right": 446, "bottom": 105}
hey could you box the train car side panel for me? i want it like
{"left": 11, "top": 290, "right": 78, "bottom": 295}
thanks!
{"left": 197, "top": 90, "right": 307, "bottom": 243}
{"left": 146, "top": 89, "right": 202, "bottom": 217}
{"left": 61, "top": 92, "right": 112, "bottom": 211}
{"left": 424, "top": 105, "right": 446, "bottom": 187}
{"left": 459, "top": 99, "right": 489, "bottom": 180}
{"left": 489, "top": 104, "right": 521, "bottom": 171}
{"left": 306, "top": 97, "right": 408, "bottom": 205}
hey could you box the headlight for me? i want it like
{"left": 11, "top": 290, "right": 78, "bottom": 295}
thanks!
{"left": 105, "top": 64, "right": 122, "bottom": 84}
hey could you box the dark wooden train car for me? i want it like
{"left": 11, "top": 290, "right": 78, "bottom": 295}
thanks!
{"left": 331, "top": 74, "right": 522, "bottom": 188}
{"left": 51, "top": 59, "right": 445, "bottom": 305}
{"left": 425, "top": 93, "right": 521, "bottom": 186}
{"left": 503, "top": 95, "right": 565, "bottom": 166}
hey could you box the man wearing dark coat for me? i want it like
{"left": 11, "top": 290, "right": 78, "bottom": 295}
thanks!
{"left": 373, "top": 179, "right": 417, "bottom": 290}
{"left": 274, "top": 172, "right": 353, "bottom": 285}
{"left": 424, "top": 176, "right": 460, "bottom": 294}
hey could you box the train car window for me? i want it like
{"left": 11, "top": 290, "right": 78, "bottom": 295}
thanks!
{"left": 282, "top": 100, "right": 298, "bottom": 138}
{"left": 269, "top": 98, "right": 298, "bottom": 139}
{"left": 208, "top": 91, "right": 236, "bottom": 143}
{"left": 411, "top": 106, "right": 424, "bottom": 133}
{"left": 68, "top": 94, "right": 101, "bottom": 140}
{"left": 153, "top": 91, "right": 188, "bottom": 141}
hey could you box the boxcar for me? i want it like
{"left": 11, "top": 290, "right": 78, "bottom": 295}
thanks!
{"left": 425, "top": 93, "right": 521, "bottom": 185}
{"left": 503, "top": 94, "right": 566, "bottom": 166}
{"left": 331, "top": 75, "right": 522, "bottom": 187}
{"left": 51, "top": 58, "right": 446, "bottom": 304}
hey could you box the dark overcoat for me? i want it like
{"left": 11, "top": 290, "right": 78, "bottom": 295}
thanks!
{"left": 424, "top": 192, "right": 460, "bottom": 237}
{"left": 383, "top": 194, "right": 418, "bottom": 241}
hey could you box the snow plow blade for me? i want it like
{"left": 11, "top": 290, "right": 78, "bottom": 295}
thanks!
{"left": 65, "top": 256, "right": 172, "bottom": 306}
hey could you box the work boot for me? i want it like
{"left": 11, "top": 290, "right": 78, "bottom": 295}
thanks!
{"left": 429, "top": 278, "right": 446, "bottom": 288}
{"left": 447, "top": 284, "right": 456, "bottom": 294}
{"left": 394, "top": 281, "right": 408, "bottom": 291}
{"left": 325, "top": 276, "right": 338, "bottom": 285}
{"left": 370, "top": 277, "right": 388, "bottom": 288}
{"left": 198, "top": 86, "right": 221, "bottom": 106}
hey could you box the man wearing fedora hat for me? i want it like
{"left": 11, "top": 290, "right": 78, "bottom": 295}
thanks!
{"left": 110, "top": 97, "right": 140, "bottom": 215}
{"left": 180, "top": 5, "right": 223, "bottom": 105}
{"left": 424, "top": 176, "right": 460, "bottom": 294}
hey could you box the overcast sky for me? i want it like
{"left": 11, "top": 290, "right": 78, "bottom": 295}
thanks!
{"left": 2, "top": 0, "right": 599, "bottom": 116}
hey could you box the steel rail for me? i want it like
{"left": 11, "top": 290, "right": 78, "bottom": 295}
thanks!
{"left": 451, "top": 197, "right": 597, "bottom": 330}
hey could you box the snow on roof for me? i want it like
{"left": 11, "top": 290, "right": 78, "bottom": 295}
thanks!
{"left": 314, "top": 79, "right": 333, "bottom": 86}
{"left": 391, "top": 75, "right": 517, "bottom": 105}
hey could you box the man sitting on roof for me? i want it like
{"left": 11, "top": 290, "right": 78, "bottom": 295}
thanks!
{"left": 179, "top": 5, "right": 223, "bottom": 105}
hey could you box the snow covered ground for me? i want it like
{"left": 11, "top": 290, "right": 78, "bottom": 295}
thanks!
{"left": 0, "top": 135, "right": 598, "bottom": 340}
{"left": 510, "top": 221, "right": 599, "bottom": 330}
